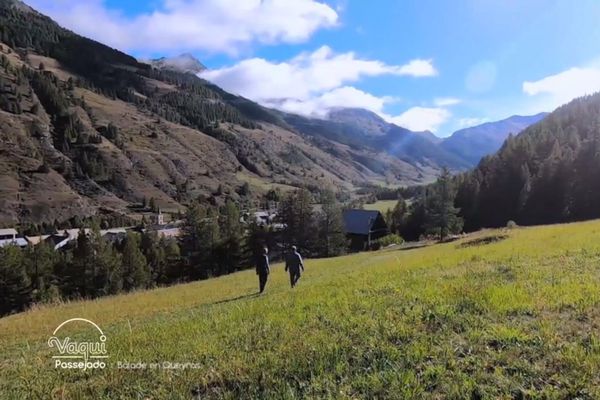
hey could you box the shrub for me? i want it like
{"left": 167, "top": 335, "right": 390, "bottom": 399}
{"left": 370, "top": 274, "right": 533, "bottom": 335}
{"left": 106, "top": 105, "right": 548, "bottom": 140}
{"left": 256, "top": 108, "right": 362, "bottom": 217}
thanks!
{"left": 506, "top": 220, "right": 518, "bottom": 230}
{"left": 376, "top": 234, "right": 404, "bottom": 248}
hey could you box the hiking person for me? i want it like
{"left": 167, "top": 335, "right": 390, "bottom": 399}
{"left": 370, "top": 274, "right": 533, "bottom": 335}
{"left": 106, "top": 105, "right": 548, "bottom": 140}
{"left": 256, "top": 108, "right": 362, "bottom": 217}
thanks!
{"left": 256, "top": 247, "right": 270, "bottom": 293}
{"left": 285, "top": 245, "right": 304, "bottom": 288}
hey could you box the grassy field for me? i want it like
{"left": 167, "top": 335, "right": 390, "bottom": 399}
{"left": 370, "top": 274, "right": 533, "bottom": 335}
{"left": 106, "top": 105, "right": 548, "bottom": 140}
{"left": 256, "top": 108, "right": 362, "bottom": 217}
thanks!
{"left": 2, "top": 221, "right": 600, "bottom": 398}
{"left": 363, "top": 199, "right": 398, "bottom": 214}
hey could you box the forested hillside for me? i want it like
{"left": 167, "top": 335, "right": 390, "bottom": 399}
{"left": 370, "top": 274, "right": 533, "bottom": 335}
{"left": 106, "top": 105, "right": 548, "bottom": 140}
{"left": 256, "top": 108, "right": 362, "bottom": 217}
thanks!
{"left": 441, "top": 113, "right": 547, "bottom": 165}
{"left": 455, "top": 93, "right": 600, "bottom": 231}
{"left": 0, "top": 0, "right": 436, "bottom": 225}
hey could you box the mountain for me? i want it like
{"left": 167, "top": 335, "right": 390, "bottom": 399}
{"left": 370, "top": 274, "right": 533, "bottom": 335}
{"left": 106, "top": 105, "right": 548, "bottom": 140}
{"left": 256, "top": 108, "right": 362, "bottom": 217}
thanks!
{"left": 326, "top": 108, "right": 389, "bottom": 136}
{"left": 283, "top": 108, "right": 472, "bottom": 172}
{"left": 144, "top": 53, "right": 206, "bottom": 74}
{"left": 441, "top": 113, "right": 547, "bottom": 165}
{"left": 455, "top": 93, "right": 600, "bottom": 231}
{"left": 0, "top": 0, "right": 443, "bottom": 225}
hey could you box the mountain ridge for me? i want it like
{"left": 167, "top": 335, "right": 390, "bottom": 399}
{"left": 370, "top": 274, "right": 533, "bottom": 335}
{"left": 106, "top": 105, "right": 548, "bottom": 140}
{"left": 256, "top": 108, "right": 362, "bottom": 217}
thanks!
{"left": 0, "top": 0, "right": 444, "bottom": 225}
{"left": 142, "top": 53, "right": 207, "bottom": 74}
{"left": 441, "top": 112, "right": 548, "bottom": 165}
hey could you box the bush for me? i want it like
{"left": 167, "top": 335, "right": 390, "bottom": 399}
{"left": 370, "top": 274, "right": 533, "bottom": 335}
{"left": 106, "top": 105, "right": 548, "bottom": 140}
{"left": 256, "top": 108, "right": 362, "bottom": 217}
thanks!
{"left": 506, "top": 220, "right": 518, "bottom": 230}
{"left": 375, "top": 234, "right": 404, "bottom": 248}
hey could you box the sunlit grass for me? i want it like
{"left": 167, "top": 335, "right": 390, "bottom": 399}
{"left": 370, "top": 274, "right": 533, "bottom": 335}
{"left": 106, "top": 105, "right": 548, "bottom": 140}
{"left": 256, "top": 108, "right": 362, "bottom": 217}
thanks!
{"left": 363, "top": 199, "right": 398, "bottom": 214}
{"left": 2, "top": 221, "right": 600, "bottom": 398}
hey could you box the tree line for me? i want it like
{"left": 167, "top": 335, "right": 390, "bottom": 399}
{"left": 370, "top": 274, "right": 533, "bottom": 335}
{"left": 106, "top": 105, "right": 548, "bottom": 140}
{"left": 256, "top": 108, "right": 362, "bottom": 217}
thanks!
{"left": 455, "top": 93, "right": 600, "bottom": 230}
{"left": 384, "top": 92, "right": 600, "bottom": 238}
{"left": 384, "top": 168, "right": 464, "bottom": 242}
{"left": 0, "top": 190, "right": 347, "bottom": 317}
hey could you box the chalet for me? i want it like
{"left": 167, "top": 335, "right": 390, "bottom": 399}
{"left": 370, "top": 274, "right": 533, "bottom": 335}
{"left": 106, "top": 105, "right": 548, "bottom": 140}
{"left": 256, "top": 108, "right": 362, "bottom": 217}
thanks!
{"left": 342, "top": 209, "right": 389, "bottom": 251}
{"left": 43, "top": 233, "right": 71, "bottom": 250}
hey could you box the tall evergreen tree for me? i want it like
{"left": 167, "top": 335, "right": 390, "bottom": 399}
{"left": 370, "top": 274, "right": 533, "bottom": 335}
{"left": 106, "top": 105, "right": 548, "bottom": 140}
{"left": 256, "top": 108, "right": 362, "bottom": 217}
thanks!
{"left": 425, "top": 168, "right": 463, "bottom": 240}
{"left": 318, "top": 190, "right": 347, "bottom": 257}
{"left": 90, "top": 228, "right": 122, "bottom": 296}
{"left": 386, "top": 196, "right": 408, "bottom": 235}
{"left": 219, "top": 201, "right": 243, "bottom": 274}
{"left": 120, "top": 232, "right": 149, "bottom": 291}
{"left": 279, "top": 189, "right": 315, "bottom": 255}
{"left": 0, "top": 245, "right": 31, "bottom": 315}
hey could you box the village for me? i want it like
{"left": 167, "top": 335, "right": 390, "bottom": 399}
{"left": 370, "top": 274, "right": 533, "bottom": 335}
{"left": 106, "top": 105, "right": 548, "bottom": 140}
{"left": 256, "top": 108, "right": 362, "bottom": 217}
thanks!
{"left": 0, "top": 207, "right": 391, "bottom": 253}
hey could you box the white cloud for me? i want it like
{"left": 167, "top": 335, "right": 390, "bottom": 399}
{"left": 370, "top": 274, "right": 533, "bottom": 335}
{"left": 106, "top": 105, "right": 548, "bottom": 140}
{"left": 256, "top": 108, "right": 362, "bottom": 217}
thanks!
{"left": 264, "top": 86, "right": 392, "bottom": 118}
{"left": 200, "top": 46, "right": 436, "bottom": 117}
{"left": 434, "top": 97, "right": 461, "bottom": 106}
{"left": 396, "top": 59, "right": 438, "bottom": 77}
{"left": 386, "top": 107, "right": 451, "bottom": 132}
{"left": 457, "top": 117, "right": 489, "bottom": 128}
{"left": 27, "top": 0, "right": 338, "bottom": 54}
{"left": 523, "top": 66, "right": 600, "bottom": 111}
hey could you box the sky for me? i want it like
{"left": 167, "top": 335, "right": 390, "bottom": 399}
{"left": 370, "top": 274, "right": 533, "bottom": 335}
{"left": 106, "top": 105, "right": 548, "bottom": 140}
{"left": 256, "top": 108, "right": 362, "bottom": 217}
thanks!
{"left": 26, "top": 0, "right": 600, "bottom": 137}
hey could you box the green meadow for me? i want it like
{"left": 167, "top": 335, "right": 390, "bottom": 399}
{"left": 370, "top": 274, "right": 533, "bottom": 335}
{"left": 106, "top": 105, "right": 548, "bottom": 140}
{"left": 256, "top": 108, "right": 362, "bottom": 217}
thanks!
{"left": 2, "top": 220, "right": 600, "bottom": 399}
{"left": 363, "top": 200, "right": 398, "bottom": 214}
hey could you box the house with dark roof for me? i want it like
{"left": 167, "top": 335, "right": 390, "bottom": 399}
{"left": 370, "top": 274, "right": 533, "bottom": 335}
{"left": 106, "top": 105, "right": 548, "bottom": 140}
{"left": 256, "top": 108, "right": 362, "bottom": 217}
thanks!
{"left": 342, "top": 209, "right": 389, "bottom": 251}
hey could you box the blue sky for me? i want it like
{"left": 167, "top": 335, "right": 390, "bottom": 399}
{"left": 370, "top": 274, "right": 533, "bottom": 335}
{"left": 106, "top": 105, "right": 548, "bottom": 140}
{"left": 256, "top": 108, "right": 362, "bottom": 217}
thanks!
{"left": 28, "top": 0, "right": 600, "bottom": 136}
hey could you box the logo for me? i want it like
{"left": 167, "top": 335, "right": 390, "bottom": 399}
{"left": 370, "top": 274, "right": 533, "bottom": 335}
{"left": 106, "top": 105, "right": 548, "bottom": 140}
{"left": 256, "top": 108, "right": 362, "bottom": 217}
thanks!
{"left": 48, "top": 318, "right": 108, "bottom": 370}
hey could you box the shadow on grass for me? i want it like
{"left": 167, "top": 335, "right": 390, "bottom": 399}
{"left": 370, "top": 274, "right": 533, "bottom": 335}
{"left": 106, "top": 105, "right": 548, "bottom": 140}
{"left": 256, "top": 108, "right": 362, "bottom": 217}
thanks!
{"left": 211, "top": 292, "right": 261, "bottom": 305}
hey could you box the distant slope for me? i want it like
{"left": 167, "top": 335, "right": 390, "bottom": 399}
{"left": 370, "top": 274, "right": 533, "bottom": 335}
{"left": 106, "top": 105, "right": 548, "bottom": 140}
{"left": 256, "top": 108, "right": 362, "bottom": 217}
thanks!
{"left": 456, "top": 93, "right": 600, "bottom": 230}
{"left": 441, "top": 113, "right": 547, "bottom": 165}
{"left": 283, "top": 108, "right": 472, "bottom": 173}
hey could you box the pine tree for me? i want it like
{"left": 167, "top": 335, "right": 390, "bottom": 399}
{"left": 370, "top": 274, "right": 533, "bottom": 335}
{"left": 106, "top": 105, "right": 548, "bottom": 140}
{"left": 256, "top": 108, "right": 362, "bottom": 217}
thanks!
{"left": 71, "top": 228, "right": 93, "bottom": 297}
{"left": 279, "top": 189, "right": 315, "bottom": 255}
{"left": 90, "top": 228, "right": 122, "bottom": 296}
{"left": 387, "top": 196, "right": 408, "bottom": 235}
{"left": 181, "top": 203, "right": 220, "bottom": 279}
{"left": 219, "top": 201, "right": 243, "bottom": 274}
{"left": 425, "top": 168, "right": 463, "bottom": 240}
{"left": 181, "top": 202, "right": 205, "bottom": 278}
{"left": 0, "top": 245, "right": 31, "bottom": 315}
{"left": 319, "top": 190, "right": 347, "bottom": 257}
{"left": 140, "top": 230, "right": 165, "bottom": 284}
{"left": 120, "top": 232, "right": 149, "bottom": 290}
{"left": 161, "top": 237, "right": 181, "bottom": 283}
{"left": 23, "top": 241, "right": 57, "bottom": 301}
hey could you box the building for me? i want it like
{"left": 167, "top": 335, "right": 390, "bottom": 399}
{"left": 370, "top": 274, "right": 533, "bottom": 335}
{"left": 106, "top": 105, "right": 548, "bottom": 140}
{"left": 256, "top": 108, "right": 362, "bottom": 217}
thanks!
{"left": 0, "top": 228, "right": 28, "bottom": 248}
{"left": 151, "top": 209, "right": 165, "bottom": 226}
{"left": 342, "top": 209, "right": 389, "bottom": 251}
{"left": 43, "top": 233, "right": 71, "bottom": 250}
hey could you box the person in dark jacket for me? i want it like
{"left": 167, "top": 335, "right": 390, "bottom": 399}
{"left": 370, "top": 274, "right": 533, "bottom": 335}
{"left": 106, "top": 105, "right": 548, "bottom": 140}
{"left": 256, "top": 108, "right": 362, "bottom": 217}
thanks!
{"left": 285, "top": 245, "right": 304, "bottom": 288}
{"left": 256, "top": 247, "right": 270, "bottom": 293}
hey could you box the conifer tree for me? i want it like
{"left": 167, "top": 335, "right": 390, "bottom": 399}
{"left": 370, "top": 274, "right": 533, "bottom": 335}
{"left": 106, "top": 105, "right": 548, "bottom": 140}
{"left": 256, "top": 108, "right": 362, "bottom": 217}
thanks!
{"left": 0, "top": 245, "right": 31, "bottom": 315}
{"left": 425, "top": 168, "right": 463, "bottom": 240}
{"left": 120, "top": 232, "right": 149, "bottom": 290}
{"left": 319, "top": 190, "right": 347, "bottom": 257}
